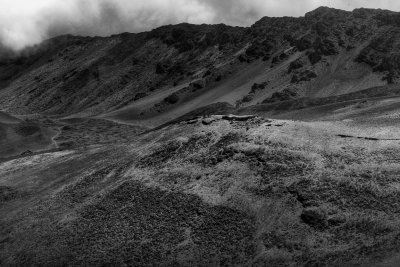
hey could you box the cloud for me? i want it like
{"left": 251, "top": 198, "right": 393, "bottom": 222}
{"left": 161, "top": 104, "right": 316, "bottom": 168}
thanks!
{"left": 1, "top": 0, "right": 400, "bottom": 51}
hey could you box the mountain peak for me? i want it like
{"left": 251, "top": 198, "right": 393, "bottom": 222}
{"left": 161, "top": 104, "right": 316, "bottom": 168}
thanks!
{"left": 305, "top": 6, "right": 349, "bottom": 18}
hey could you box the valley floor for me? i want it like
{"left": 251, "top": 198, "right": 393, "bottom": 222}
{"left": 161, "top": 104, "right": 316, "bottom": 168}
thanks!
{"left": 1, "top": 115, "right": 400, "bottom": 266}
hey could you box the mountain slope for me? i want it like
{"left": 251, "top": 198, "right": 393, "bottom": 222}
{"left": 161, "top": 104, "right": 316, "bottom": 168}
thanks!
{"left": 1, "top": 7, "right": 400, "bottom": 126}
{"left": 1, "top": 116, "right": 400, "bottom": 266}
{"left": 3, "top": 7, "right": 400, "bottom": 266}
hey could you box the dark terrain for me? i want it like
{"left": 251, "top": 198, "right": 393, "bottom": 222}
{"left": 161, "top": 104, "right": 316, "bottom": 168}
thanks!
{"left": 1, "top": 6, "right": 400, "bottom": 266}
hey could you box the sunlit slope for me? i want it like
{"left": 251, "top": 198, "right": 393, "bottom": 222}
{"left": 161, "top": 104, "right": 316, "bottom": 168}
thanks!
{"left": 1, "top": 116, "right": 400, "bottom": 266}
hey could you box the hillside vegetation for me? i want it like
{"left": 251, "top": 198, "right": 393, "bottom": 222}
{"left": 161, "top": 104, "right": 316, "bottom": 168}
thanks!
{"left": 2, "top": 7, "right": 400, "bottom": 266}
{"left": 1, "top": 116, "right": 400, "bottom": 266}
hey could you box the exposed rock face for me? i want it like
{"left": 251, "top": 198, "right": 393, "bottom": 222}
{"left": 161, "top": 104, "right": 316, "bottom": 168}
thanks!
{"left": 263, "top": 87, "right": 299, "bottom": 103}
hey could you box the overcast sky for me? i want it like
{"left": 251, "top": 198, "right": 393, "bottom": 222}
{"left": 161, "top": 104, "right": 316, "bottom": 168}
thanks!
{"left": 1, "top": 0, "right": 399, "bottom": 50}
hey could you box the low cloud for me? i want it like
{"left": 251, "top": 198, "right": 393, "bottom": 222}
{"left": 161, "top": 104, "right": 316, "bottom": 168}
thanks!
{"left": 0, "top": 0, "right": 399, "bottom": 50}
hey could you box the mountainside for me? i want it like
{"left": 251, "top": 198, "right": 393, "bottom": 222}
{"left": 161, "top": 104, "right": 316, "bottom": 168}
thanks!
{"left": 2, "top": 7, "right": 400, "bottom": 267}
{"left": 1, "top": 7, "right": 400, "bottom": 126}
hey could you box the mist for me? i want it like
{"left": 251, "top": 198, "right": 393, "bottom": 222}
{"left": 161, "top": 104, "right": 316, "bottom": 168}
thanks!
{"left": 1, "top": 0, "right": 400, "bottom": 51}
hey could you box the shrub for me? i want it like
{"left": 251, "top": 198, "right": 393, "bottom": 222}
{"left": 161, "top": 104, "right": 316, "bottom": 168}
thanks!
{"left": 308, "top": 52, "right": 322, "bottom": 65}
{"left": 164, "top": 93, "right": 179, "bottom": 104}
